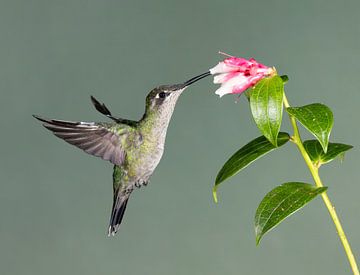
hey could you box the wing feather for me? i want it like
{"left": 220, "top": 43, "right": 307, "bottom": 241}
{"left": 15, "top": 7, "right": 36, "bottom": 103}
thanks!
{"left": 33, "top": 115, "right": 133, "bottom": 166}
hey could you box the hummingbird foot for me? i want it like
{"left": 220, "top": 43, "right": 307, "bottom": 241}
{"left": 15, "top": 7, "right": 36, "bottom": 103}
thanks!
{"left": 124, "top": 186, "right": 134, "bottom": 194}
{"left": 134, "top": 180, "right": 149, "bottom": 188}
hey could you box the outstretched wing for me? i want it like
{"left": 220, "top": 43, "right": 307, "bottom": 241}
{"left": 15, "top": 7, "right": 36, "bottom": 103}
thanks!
{"left": 33, "top": 115, "right": 133, "bottom": 166}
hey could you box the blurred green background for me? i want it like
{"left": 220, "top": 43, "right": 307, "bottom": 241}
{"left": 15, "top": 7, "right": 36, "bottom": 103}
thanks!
{"left": 0, "top": 0, "right": 359, "bottom": 274}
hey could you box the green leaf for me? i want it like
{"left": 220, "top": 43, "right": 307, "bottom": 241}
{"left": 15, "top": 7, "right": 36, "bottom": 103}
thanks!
{"left": 286, "top": 103, "right": 333, "bottom": 152}
{"left": 303, "top": 140, "right": 353, "bottom": 166}
{"left": 213, "top": 132, "right": 290, "bottom": 202}
{"left": 255, "top": 182, "right": 327, "bottom": 245}
{"left": 249, "top": 75, "right": 284, "bottom": 146}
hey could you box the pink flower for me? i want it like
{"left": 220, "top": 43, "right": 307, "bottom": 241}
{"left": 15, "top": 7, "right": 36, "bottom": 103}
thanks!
{"left": 210, "top": 53, "right": 275, "bottom": 97}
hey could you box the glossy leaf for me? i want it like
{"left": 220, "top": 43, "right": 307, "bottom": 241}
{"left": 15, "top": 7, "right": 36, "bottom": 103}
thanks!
{"left": 249, "top": 75, "right": 284, "bottom": 146}
{"left": 213, "top": 132, "right": 290, "bottom": 202}
{"left": 255, "top": 182, "right": 327, "bottom": 245}
{"left": 303, "top": 139, "right": 353, "bottom": 166}
{"left": 286, "top": 103, "right": 333, "bottom": 152}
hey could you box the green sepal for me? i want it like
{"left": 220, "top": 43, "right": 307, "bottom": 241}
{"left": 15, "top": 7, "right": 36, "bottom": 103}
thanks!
{"left": 303, "top": 140, "right": 353, "bottom": 166}
{"left": 255, "top": 182, "right": 327, "bottom": 245}
{"left": 213, "top": 132, "right": 290, "bottom": 202}
{"left": 280, "top": 75, "right": 289, "bottom": 83}
{"left": 249, "top": 75, "right": 284, "bottom": 146}
{"left": 286, "top": 103, "right": 333, "bottom": 152}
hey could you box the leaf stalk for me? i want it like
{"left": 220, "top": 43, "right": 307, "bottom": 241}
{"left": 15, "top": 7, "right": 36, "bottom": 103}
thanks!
{"left": 283, "top": 94, "right": 359, "bottom": 275}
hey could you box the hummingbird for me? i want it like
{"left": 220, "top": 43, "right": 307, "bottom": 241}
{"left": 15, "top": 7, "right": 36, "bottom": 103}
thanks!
{"left": 33, "top": 71, "right": 210, "bottom": 236}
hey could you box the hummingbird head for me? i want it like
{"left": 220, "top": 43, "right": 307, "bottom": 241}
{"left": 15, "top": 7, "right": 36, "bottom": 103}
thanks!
{"left": 145, "top": 71, "right": 211, "bottom": 114}
{"left": 141, "top": 71, "right": 210, "bottom": 136}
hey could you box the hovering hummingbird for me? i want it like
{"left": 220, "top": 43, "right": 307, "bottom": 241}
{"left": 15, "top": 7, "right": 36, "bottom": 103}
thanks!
{"left": 33, "top": 71, "right": 210, "bottom": 236}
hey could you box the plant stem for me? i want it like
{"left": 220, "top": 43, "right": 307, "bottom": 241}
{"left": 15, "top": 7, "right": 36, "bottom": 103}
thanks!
{"left": 283, "top": 94, "right": 359, "bottom": 275}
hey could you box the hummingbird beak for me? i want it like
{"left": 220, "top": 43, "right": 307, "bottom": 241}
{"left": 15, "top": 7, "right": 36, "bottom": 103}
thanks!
{"left": 183, "top": 71, "right": 211, "bottom": 86}
{"left": 168, "top": 71, "right": 211, "bottom": 93}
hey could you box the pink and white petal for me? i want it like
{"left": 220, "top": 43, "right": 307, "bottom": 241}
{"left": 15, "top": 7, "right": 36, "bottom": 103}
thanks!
{"left": 210, "top": 62, "right": 235, "bottom": 74}
{"left": 248, "top": 74, "right": 265, "bottom": 85}
{"left": 224, "top": 57, "right": 252, "bottom": 67}
{"left": 248, "top": 58, "right": 265, "bottom": 68}
{"left": 213, "top": 72, "right": 243, "bottom": 84}
{"left": 213, "top": 73, "right": 228, "bottom": 84}
{"left": 214, "top": 74, "right": 249, "bottom": 97}
{"left": 214, "top": 85, "right": 233, "bottom": 97}
{"left": 231, "top": 82, "right": 253, "bottom": 94}
{"left": 250, "top": 67, "right": 274, "bottom": 76}
{"left": 210, "top": 54, "right": 274, "bottom": 97}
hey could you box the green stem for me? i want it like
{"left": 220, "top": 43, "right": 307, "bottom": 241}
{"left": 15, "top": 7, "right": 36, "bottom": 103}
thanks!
{"left": 283, "top": 94, "right": 359, "bottom": 275}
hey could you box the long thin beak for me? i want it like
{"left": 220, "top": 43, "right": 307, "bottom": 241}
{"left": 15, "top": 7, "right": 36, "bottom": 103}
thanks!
{"left": 183, "top": 71, "right": 211, "bottom": 86}
{"left": 169, "top": 71, "right": 211, "bottom": 92}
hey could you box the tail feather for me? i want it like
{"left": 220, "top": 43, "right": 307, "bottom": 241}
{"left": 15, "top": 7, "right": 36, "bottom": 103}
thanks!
{"left": 90, "top": 96, "right": 113, "bottom": 117}
{"left": 108, "top": 193, "right": 130, "bottom": 236}
{"left": 89, "top": 96, "right": 137, "bottom": 126}
{"left": 90, "top": 96, "right": 124, "bottom": 124}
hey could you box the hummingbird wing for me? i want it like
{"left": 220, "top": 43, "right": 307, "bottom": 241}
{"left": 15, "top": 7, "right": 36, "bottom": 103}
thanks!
{"left": 33, "top": 115, "right": 135, "bottom": 166}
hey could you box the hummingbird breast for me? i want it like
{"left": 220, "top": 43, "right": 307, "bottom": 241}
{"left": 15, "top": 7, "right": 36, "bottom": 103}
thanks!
{"left": 126, "top": 102, "right": 177, "bottom": 184}
{"left": 125, "top": 127, "right": 167, "bottom": 184}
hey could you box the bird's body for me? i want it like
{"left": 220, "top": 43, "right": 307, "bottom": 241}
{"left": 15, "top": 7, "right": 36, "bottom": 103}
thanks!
{"left": 34, "top": 72, "right": 210, "bottom": 235}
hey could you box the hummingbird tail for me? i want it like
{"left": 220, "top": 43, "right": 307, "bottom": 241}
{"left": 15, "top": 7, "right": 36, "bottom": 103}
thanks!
{"left": 108, "top": 193, "right": 130, "bottom": 236}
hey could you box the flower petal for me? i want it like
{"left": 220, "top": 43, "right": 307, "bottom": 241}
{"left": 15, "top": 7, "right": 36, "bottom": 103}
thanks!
{"left": 210, "top": 53, "right": 275, "bottom": 97}
{"left": 210, "top": 62, "right": 235, "bottom": 74}
{"left": 224, "top": 57, "right": 252, "bottom": 68}
{"left": 214, "top": 74, "right": 250, "bottom": 97}
{"left": 213, "top": 72, "right": 242, "bottom": 84}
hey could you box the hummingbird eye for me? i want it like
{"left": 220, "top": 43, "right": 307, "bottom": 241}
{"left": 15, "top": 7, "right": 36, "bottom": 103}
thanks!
{"left": 158, "top": 92, "right": 167, "bottom": 99}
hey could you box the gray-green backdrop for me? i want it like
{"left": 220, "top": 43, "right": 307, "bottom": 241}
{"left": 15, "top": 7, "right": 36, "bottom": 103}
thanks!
{"left": 1, "top": 1, "right": 359, "bottom": 274}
